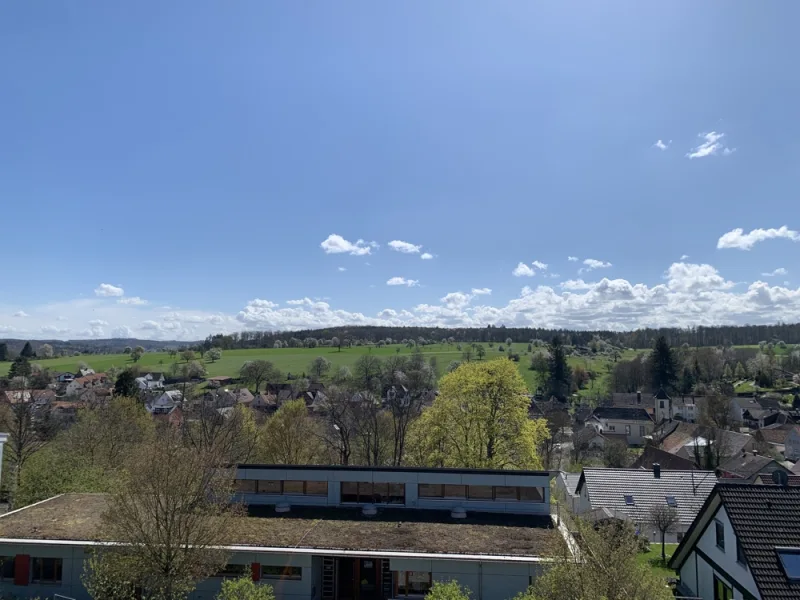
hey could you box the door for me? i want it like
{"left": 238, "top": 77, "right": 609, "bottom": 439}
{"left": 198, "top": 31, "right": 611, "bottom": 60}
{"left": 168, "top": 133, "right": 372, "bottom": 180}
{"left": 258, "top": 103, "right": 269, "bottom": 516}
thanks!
{"left": 338, "top": 557, "right": 355, "bottom": 600}
{"left": 358, "top": 558, "right": 378, "bottom": 600}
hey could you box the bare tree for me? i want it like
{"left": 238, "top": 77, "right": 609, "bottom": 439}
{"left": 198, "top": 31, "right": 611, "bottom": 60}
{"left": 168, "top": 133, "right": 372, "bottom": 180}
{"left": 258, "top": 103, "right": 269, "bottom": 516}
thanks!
{"left": 1, "top": 390, "right": 49, "bottom": 508}
{"left": 352, "top": 393, "right": 391, "bottom": 466}
{"left": 316, "top": 386, "right": 356, "bottom": 465}
{"left": 649, "top": 504, "right": 680, "bottom": 561}
{"left": 83, "top": 429, "right": 239, "bottom": 600}
{"left": 182, "top": 399, "right": 259, "bottom": 464}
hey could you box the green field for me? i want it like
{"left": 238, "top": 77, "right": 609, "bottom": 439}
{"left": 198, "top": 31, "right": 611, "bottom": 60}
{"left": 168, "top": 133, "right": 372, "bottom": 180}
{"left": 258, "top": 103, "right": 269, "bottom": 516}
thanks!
{"left": 0, "top": 343, "right": 633, "bottom": 396}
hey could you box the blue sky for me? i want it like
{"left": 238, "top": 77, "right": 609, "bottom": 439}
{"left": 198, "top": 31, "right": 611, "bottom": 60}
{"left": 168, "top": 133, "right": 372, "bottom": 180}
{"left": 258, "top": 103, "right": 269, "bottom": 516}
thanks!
{"left": 2, "top": 2, "right": 800, "bottom": 340}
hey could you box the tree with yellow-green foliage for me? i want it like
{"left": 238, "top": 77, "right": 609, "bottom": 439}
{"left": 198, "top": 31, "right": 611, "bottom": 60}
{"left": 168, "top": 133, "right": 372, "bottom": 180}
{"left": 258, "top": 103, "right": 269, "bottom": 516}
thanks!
{"left": 407, "top": 359, "right": 548, "bottom": 469}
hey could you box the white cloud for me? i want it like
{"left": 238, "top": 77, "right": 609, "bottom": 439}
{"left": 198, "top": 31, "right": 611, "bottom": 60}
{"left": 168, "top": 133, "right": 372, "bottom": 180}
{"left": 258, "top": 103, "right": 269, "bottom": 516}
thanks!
{"left": 560, "top": 279, "right": 594, "bottom": 291}
{"left": 40, "top": 325, "right": 70, "bottom": 335}
{"left": 320, "top": 234, "right": 377, "bottom": 256}
{"left": 567, "top": 256, "right": 579, "bottom": 262}
{"left": 88, "top": 319, "right": 109, "bottom": 327}
{"left": 56, "top": 316, "right": 68, "bottom": 322}
{"left": 665, "top": 262, "right": 734, "bottom": 293}
{"left": 680, "top": 254, "right": 690, "bottom": 260}
{"left": 94, "top": 283, "right": 124, "bottom": 297}
{"left": 338, "top": 267, "right": 347, "bottom": 272}
{"left": 388, "top": 240, "right": 422, "bottom": 254}
{"left": 471, "top": 288, "right": 492, "bottom": 295}
{"left": 531, "top": 260, "right": 548, "bottom": 271}
{"left": 420, "top": 252, "right": 434, "bottom": 260}
{"left": 579, "top": 258, "right": 612, "bottom": 274}
{"left": 654, "top": 139, "right": 671, "bottom": 150}
{"left": 0, "top": 326, "right": 16, "bottom": 334}
{"left": 13, "top": 311, "right": 29, "bottom": 318}
{"left": 440, "top": 292, "right": 473, "bottom": 309}
{"left": 717, "top": 226, "right": 800, "bottom": 250}
{"left": 118, "top": 296, "right": 148, "bottom": 305}
{"left": 111, "top": 325, "right": 134, "bottom": 338}
{"left": 512, "top": 262, "right": 535, "bottom": 277}
{"left": 762, "top": 268, "right": 788, "bottom": 277}
{"left": 387, "top": 277, "right": 419, "bottom": 287}
{"left": 686, "top": 131, "right": 734, "bottom": 159}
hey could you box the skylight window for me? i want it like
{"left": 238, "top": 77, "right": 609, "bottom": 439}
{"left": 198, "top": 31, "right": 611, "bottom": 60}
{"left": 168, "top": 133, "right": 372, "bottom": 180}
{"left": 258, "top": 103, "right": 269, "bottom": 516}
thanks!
{"left": 777, "top": 548, "right": 800, "bottom": 580}
{"left": 624, "top": 495, "right": 635, "bottom": 505}
{"left": 666, "top": 496, "right": 678, "bottom": 507}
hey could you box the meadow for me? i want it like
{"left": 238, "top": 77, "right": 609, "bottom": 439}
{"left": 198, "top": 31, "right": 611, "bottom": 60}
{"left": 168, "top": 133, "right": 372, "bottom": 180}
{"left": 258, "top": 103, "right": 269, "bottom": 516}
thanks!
{"left": 0, "top": 343, "right": 634, "bottom": 396}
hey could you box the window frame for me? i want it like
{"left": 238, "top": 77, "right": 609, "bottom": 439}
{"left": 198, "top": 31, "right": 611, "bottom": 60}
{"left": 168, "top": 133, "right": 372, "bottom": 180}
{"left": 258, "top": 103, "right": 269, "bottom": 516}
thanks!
{"left": 736, "top": 538, "right": 747, "bottom": 567}
{"left": 261, "top": 565, "right": 302, "bottom": 581}
{"left": 666, "top": 496, "right": 677, "bottom": 508}
{"left": 639, "top": 425, "right": 646, "bottom": 436}
{"left": 31, "top": 557, "right": 63, "bottom": 584}
{"left": 624, "top": 494, "right": 635, "bottom": 506}
{"left": 340, "top": 482, "right": 405, "bottom": 505}
{"left": 0, "top": 557, "right": 14, "bottom": 582}
{"left": 715, "top": 520, "right": 725, "bottom": 551}
{"left": 776, "top": 547, "right": 800, "bottom": 580}
{"left": 215, "top": 564, "right": 249, "bottom": 579}
{"left": 713, "top": 574, "right": 733, "bottom": 600}
{"left": 625, "top": 424, "right": 631, "bottom": 436}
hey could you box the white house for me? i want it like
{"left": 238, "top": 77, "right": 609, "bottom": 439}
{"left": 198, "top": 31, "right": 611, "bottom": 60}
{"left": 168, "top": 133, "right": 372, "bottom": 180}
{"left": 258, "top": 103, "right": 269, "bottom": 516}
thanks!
{"left": 783, "top": 427, "right": 800, "bottom": 462}
{"left": 135, "top": 372, "right": 165, "bottom": 391}
{"left": 65, "top": 373, "right": 108, "bottom": 396}
{"left": 588, "top": 406, "right": 654, "bottom": 446}
{"left": 670, "top": 482, "right": 800, "bottom": 600}
{"left": 574, "top": 466, "right": 717, "bottom": 543}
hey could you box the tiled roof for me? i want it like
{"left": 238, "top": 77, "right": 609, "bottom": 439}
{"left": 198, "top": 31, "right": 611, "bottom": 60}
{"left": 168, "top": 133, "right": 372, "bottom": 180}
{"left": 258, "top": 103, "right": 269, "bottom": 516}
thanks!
{"left": 717, "top": 484, "right": 800, "bottom": 600}
{"left": 576, "top": 468, "right": 716, "bottom": 528}
{"left": 558, "top": 472, "right": 581, "bottom": 496}
{"left": 756, "top": 424, "right": 793, "bottom": 445}
{"left": 658, "top": 422, "right": 752, "bottom": 457}
{"left": 718, "top": 453, "right": 780, "bottom": 479}
{"left": 592, "top": 406, "right": 653, "bottom": 422}
{"left": 631, "top": 445, "right": 698, "bottom": 471}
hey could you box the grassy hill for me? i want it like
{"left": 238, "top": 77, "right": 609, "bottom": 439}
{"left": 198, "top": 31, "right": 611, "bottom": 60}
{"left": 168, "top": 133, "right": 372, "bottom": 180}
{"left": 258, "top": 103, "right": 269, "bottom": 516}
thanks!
{"left": 0, "top": 343, "right": 637, "bottom": 396}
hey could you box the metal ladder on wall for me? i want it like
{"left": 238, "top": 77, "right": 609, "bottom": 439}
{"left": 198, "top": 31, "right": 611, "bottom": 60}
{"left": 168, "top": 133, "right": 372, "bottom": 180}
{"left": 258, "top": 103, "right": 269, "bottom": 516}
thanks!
{"left": 322, "top": 556, "right": 336, "bottom": 600}
{"left": 381, "top": 559, "right": 392, "bottom": 599}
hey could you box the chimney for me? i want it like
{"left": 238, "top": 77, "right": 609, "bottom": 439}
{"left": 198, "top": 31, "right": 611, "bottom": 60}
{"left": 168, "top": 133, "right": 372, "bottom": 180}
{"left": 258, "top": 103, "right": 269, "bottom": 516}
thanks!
{"left": 653, "top": 463, "right": 661, "bottom": 479}
{"left": 637, "top": 391, "right": 642, "bottom": 405}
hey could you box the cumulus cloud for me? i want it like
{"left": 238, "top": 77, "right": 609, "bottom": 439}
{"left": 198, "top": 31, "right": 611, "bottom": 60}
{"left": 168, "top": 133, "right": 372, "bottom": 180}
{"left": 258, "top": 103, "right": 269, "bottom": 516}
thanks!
{"left": 40, "top": 325, "right": 70, "bottom": 335}
{"left": 440, "top": 292, "right": 473, "bottom": 309}
{"left": 686, "top": 131, "right": 734, "bottom": 159}
{"left": 513, "top": 263, "right": 535, "bottom": 277}
{"left": 654, "top": 139, "right": 671, "bottom": 150}
{"left": 420, "top": 253, "right": 434, "bottom": 260}
{"left": 118, "top": 296, "right": 147, "bottom": 305}
{"left": 561, "top": 279, "right": 594, "bottom": 291}
{"left": 388, "top": 240, "right": 422, "bottom": 254}
{"left": 579, "top": 258, "right": 612, "bottom": 274}
{"left": 89, "top": 319, "right": 109, "bottom": 327}
{"left": 320, "top": 234, "right": 377, "bottom": 256}
{"left": 680, "top": 254, "right": 690, "bottom": 260}
{"left": 387, "top": 277, "right": 419, "bottom": 287}
{"left": 665, "top": 262, "right": 734, "bottom": 293}
{"left": 471, "top": 288, "right": 492, "bottom": 295}
{"left": 717, "top": 226, "right": 800, "bottom": 250}
{"left": 338, "top": 267, "right": 347, "bottom": 272}
{"left": 567, "top": 256, "right": 579, "bottom": 262}
{"left": 94, "top": 283, "right": 124, "bottom": 297}
{"left": 112, "top": 325, "right": 134, "bottom": 338}
{"left": 13, "top": 311, "right": 29, "bottom": 317}
{"left": 532, "top": 261, "right": 548, "bottom": 271}
{"left": 762, "top": 268, "right": 788, "bottom": 277}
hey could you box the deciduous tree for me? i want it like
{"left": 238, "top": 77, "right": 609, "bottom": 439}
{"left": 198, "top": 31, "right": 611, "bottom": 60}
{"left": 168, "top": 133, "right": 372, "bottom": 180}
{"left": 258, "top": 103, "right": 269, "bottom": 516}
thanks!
{"left": 206, "top": 348, "right": 222, "bottom": 363}
{"left": 261, "top": 399, "right": 321, "bottom": 464}
{"left": 39, "top": 343, "right": 54, "bottom": 359}
{"left": 309, "top": 356, "right": 332, "bottom": 380}
{"left": 216, "top": 577, "right": 276, "bottom": 600}
{"left": 239, "top": 360, "right": 277, "bottom": 393}
{"left": 114, "top": 369, "right": 139, "bottom": 398}
{"left": 649, "top": 504, "right": 679, "bottom": 561}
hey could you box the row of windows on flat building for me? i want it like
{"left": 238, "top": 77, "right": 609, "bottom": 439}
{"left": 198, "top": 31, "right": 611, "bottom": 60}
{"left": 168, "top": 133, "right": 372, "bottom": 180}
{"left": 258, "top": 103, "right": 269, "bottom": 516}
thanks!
{"left": 605, "top": 424, "right": 647, "bottom": 435}
{"left": 1, "top": 557, "right": 62, "bottom": 584}
{"left": 234, "top": 480, "right": 545, "bottom": 503}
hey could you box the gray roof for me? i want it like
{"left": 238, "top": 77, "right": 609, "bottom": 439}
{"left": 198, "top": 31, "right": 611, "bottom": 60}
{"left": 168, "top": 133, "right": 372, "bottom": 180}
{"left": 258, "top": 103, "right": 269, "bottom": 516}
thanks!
{"left": 592, "top": 406, "right": 653, "bottom": 422}
{"left": 576, "top": 468, "right": 717, "bottom": 528}
{"left": 558, "top": 472, "right": 581, "bottom": 496}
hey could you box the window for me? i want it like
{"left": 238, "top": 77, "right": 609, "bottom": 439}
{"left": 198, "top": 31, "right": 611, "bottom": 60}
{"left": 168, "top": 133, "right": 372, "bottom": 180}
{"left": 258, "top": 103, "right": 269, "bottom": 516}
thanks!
{"left": 0, "top": 557, "right": 14, "bottom": 581}
{"left": 341, "top": 482, "right": 358, "bottom": 503}
{"left": 396, "top": 570, "right": 432, "bottom": 597}
{"left": 443, "top": 485, "right": 467, "bottom": 499}
{"left": 736, "top": 539, "right": 747, "bottom": 566}
{"left": 306, "top": 481, "right": 328, "bottom": 496}
{"left": 258, "top": 480, "right": 282, "bottom": 494}
{"left": 31, "top": 557, "right": 62, "bottom": 584}
{"left": 235, "top": 479, "right": 257, "bottom": 493}
{"left": 468, "top": 485, "right": 493, "bottom": 500}
{"left": 608, "top": 424, "right": 616, "bottom": 432}
{"left": 713, "top": 575, "right": 733, "bottom": 600}
{"left": 624, "top": 495, "right": 635, "bottom": 505}
{"left": 494, "top": 486, "right": 519, "bottom": 501}
{"left": 519, "top": 487, "right": 545, "bottom": 502}
{"left": 639, "top": 425, "right": 645, "bottom": 436}
{"left": 659, "top": 400, "right": 665, "bottom": 409}
{"left": 625, "top": 425, "right": 631, "bottom": 436}
{"left": 777, "top": 548, "right": 800, "bottom": 580}
{"left": 715, "top": 520, "right": 725, "bottom": 551}
{"left": 283, "top": 480, "right": 305, "bottom": 495}
{"left": 216, "top": 564, "right": 248, "bottom": 579}
{"left": 388, "top": 483, "right": 405, "bottom": 504}
{"left": 261, "top": 565, "right": 302, "bottom": 580}
{"left": 666, "top": 496, "right": 677, "bottom": 508}
{"left": 419, "top": 483, "right": 443, "bottom": 498}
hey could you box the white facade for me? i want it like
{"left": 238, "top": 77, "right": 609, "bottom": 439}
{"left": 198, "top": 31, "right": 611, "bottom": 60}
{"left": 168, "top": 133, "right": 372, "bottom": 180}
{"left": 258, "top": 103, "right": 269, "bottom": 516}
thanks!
{"left": 677, "top": 506, "right": 760, "bottom": 600}
{"left": 589, "top": 417, "right": 652, "bottom": 446}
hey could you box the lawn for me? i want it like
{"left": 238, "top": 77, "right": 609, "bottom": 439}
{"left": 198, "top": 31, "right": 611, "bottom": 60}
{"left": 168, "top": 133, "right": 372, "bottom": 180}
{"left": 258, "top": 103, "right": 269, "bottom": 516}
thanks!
{"left": 0, "top": 343, "right": 631, "bottom": 396}
{"left": 636, "top": 542, "right": 679, "bottom": 580}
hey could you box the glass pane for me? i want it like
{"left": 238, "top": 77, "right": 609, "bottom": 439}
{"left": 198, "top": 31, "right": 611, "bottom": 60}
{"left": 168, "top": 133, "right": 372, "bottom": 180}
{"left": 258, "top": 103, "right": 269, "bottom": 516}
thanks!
{"left": 520, "top": 487, "right": 544, "bottom": 502}
{"left": 388, "top": 483, "right": 405, "bottom": 504}
{"left": 372, "top": 482, "right": 389, "bottom": 503}
{"left": 444, "top": 484, "right": 466, "bottom": 498}
{"left": 495, "top": 486, "right": 519, "bottom": 501}
{"left": 358, "top": 482, "right": 374, "bottom": 503}
{"left": 262, "top": 565, "right": 302, "bottom": 580}
{"left": 468, "top": 485, "right": 493, "bottom": 500}
{"left": 258, "top": 480, "right": 282, "bottom": 494}
{"left": 306, "top": 481, "right": 328, "bottom": 496}
{"left": 235, "top": 479, "right": 257, "bottom": 493}
{"left": 778, "top": 551, "right": 800, "bottom": 578}
{"left": 1, "top": 557, "right": 14, "bottom": 580}
{"left": 341, "top": 482, "right": 358, "bottom": 503}
{"left": 283, "top": 480, "right": 304, "bottom": 495}
{"left": 419, "top": 483, "right": 443, "bottom": 498}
